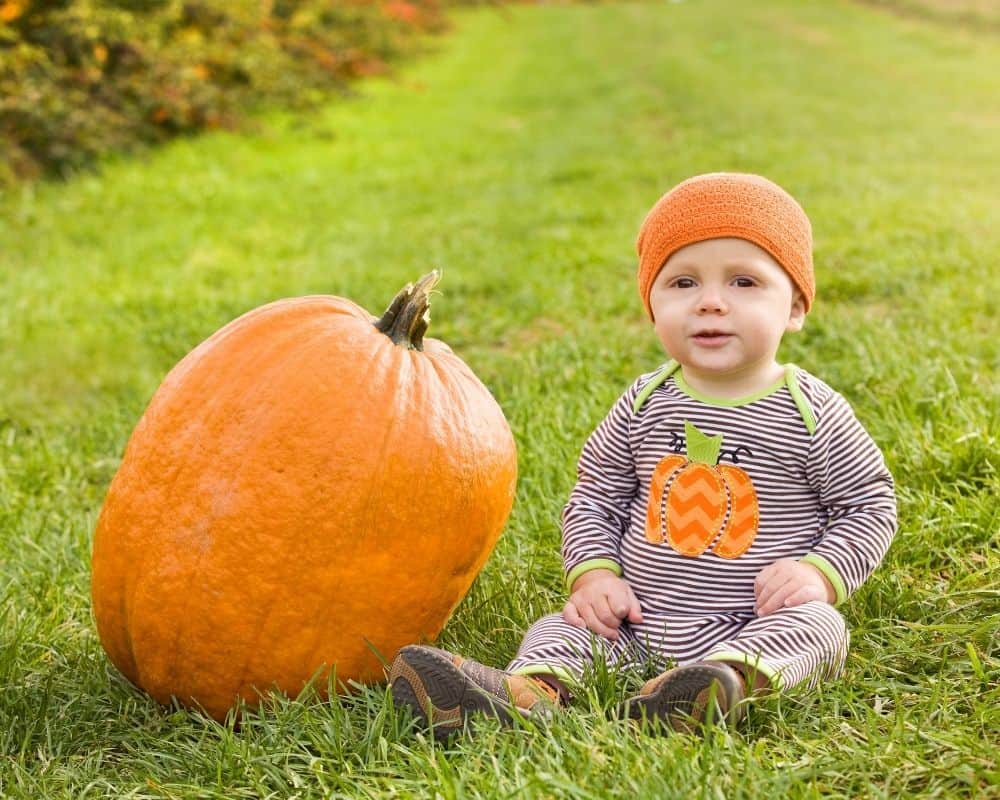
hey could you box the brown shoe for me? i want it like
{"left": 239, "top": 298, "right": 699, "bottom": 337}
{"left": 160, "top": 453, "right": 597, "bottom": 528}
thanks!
{"left": 389, "top": 645, "right": 559, "bottom": 739}
{"left": 624, "top": 661, "right": 746, "bottom": 734}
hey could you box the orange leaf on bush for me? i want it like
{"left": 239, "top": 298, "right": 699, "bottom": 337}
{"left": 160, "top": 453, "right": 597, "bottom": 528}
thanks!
{"left": 383, "top": 1, "right": 421, "bottom": 24}
{"left": 0, "top": 0, "right": 25, "bottom": 23}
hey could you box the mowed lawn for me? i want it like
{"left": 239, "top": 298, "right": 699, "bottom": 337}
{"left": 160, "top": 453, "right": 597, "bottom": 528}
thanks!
{"left": 0, "top": 1, "right": 997, "bottom": 797}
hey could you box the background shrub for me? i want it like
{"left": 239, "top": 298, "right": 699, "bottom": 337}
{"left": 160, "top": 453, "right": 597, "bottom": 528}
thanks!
{"left": 0, "top": 0, "right": 450, "bottom": 182}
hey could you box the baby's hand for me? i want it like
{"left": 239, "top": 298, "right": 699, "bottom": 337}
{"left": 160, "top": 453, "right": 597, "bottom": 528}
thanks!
{"left": 563, "top": 568, "right": 643, "bottom": 641}
{"left": 754, "top": 558, "right": 835, "bottom": 616}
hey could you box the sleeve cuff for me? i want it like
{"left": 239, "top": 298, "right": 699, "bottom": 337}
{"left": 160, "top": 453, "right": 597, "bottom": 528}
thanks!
{"left": 800, "top": 553, "right": 848, "bottom": 605}
{"left": 565, "top": 559, "right": 622, "bottom": 594}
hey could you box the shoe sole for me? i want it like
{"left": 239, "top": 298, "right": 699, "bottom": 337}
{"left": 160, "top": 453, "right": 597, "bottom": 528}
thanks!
{"left": 389, "top": 646, "right": 514, "bottom": 740}
{"left": 625, "top": 664, "right": 744, "bottom": 733}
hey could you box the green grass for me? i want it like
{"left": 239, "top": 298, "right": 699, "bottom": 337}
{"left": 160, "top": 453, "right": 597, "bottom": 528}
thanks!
{"left": 1, "top": 0, "right": 997, "bottom": 796}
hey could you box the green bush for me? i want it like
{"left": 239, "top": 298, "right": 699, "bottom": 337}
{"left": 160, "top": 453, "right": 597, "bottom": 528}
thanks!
{"left": 0, "top": 0, "right": 449, "bottom": 182}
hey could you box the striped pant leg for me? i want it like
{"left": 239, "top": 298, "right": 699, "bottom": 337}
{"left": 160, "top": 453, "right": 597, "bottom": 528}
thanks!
{"left": 701, "top": 601, "right": 849, "bottom": 690}
{"left": 505, "top": 613, "right": 642, "bottom": 683}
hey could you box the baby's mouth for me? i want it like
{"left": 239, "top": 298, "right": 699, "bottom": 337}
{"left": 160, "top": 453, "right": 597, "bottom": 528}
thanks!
{"left": 691, "top": 330, "right": 734, "bottom": 346}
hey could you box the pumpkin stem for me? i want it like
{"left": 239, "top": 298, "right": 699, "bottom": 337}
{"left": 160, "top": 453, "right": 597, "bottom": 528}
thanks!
{"left": 684, "top": 421, "right": 724, "bottom": 465}
{"left": 374, "top": 270, "right": 441, "bottom": 350}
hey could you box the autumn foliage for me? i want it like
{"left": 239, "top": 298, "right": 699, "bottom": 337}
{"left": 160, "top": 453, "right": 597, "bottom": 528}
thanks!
{"left": 0, "top": 0, "right": 451, "bottom": 182}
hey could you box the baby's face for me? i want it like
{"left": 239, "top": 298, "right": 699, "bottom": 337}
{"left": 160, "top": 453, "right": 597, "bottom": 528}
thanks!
{"left": 647, "top": 237, "right": 805, "bottom": 392}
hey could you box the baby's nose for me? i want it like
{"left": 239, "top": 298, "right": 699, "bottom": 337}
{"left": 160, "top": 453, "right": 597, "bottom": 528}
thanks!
{"left": 697, "top": 286, "right": 727, "bottom": 312}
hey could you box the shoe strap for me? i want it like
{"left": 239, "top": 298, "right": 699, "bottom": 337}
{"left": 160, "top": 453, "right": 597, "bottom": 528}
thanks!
{"left": 458, "top": 659, "right": 511, "bottom": 701}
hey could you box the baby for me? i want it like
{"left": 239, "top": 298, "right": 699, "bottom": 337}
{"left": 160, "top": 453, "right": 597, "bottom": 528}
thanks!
{"left": 389, "top": 172, "right": 898, "bottom": 737}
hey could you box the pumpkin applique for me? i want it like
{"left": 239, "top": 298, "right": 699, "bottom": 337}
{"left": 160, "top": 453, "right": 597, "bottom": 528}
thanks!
{"left": 645, "top": 421, "right": 759, "bottom": 559}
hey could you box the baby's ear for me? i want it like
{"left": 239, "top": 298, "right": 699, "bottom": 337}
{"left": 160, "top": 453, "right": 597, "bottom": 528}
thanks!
{"left": 786, "top": 292, "right": 807, "bottom": 333}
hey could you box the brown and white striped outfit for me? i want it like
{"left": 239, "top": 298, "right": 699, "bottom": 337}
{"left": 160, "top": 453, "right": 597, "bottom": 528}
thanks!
{"left": 506, "top": 363, "right": 897, "bottom": 690}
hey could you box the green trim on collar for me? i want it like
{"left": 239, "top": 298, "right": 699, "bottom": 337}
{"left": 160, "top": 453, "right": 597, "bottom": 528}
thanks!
{"left": 565, "top": 558, "right": 622, "bottom": 594}
{"left": 631, "top": 362, "right": 817, "bottom": 435}
{"left": 784, "top": 364, "right": 817, "bottom": 434}
{"left": 801, "top": 553, "right": 848, "bottom": 605}
{"left": 632, "top": 361, "right": 680, "bottom": 414}
{"left": 703, "top": 651, "right": 784, "bottom": 690}
{"left": 673, "top": 370, "right": 786, "bottom": 407}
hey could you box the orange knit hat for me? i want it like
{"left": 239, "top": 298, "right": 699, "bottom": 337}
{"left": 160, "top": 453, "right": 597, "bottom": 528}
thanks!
{"left": 636, "top": 173, "right": 814, "bottom": 318}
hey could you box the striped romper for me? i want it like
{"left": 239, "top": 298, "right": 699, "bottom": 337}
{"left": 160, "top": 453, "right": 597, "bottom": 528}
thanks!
{"left": 506, "top": 362, "right": 898, "bottom": 691}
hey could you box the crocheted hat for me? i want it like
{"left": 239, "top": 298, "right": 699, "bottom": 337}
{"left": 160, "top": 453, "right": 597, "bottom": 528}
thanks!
{"left": 636, "top": 173, "right": 814, "bottom": 318}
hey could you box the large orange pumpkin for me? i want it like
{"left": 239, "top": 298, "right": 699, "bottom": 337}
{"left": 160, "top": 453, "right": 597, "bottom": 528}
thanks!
{"left": 91, "top": 272, "right": 517, "bottom": 720}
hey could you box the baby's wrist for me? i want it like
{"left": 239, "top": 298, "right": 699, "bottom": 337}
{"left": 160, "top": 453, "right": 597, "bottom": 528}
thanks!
{"left": 570, "top": 567, "right": 620, "bottom": 593}
{"left": 800, "top": 561, "right": 836, "bottom": 604}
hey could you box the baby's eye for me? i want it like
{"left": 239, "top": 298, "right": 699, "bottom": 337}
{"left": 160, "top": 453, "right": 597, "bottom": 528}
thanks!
{"left": 733, "top": 277, "right": 756, "bottom": 288}
{"left": 670, "top": 277, "right": 697, "bottom": 289}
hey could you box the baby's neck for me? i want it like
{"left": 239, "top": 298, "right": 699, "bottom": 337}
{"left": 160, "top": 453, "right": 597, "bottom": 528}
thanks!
{"left": 679, "top": 362, "right": 786, "bottom": 401}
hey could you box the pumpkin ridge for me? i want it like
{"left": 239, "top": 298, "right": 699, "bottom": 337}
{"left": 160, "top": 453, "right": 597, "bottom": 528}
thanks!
{"left": 117, "top": 308, "right": 287, "bottom": 701}
{"left": 237, "top": 325, "right": 409, "bottom": 698}
{"left": 229, "top": 590, "right": 285, "bottom": 712}
{"left": 153, "top": 307, "right": 332, "bottom": 700}
{"left": 115, "top": 442, "right": 200, "bottom": 695}
{"left": 359, "top": 338, "right": 414, "bottom": 541}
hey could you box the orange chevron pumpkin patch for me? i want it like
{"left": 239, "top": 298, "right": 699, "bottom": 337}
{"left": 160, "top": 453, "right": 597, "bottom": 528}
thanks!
{"left": 645, "top": 422, "right": 759, "bottom": 558}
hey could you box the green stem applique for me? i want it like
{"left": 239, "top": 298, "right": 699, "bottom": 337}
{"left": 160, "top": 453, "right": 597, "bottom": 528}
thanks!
{"left": 684, "top": 420, "right": 723, "bottom": 464}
